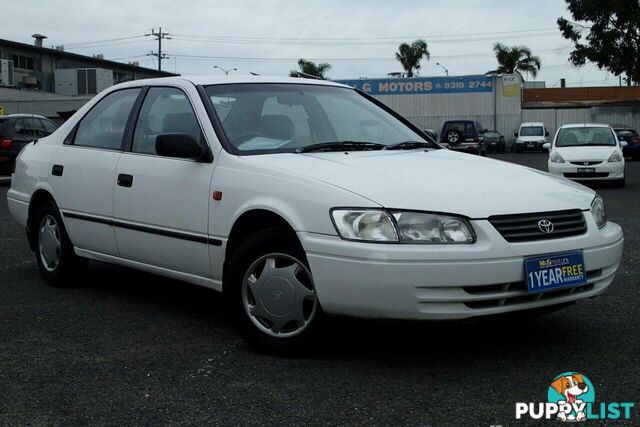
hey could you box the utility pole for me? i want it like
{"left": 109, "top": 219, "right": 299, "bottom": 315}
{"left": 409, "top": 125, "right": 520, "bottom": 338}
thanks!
{"left": 146, "top": 27, "right": 170, "bottom": 71}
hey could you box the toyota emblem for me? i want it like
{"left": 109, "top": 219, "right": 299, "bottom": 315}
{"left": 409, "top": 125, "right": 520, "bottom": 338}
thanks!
{"left": 583, "top": 162, "right": 589, "bottom": 166}
{"left": 538, "top": 219, "right": 554, "bottom": 233}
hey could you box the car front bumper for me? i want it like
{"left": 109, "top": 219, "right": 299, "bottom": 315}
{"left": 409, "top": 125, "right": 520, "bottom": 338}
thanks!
{"left": 299, "top": 217, "right": 623, "bottom": 320}
{"left": 548, "top": 160, "right": 625, "bottom": 181}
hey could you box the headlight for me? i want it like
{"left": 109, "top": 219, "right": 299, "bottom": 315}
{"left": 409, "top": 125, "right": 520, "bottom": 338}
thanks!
{"left": 331, "top": 209, "right": 398, "bottom": 242}
{"left": 550, "top": 152, "right": 565, "bottom": 163}
{"left": 608, "top": 151, "right": 623, "bottom": 162}
{"left": 330, "top": 209, "right": 475, "bottom": 244}
{"left": 591, "top": 195, "right": 607, "bottom": 229}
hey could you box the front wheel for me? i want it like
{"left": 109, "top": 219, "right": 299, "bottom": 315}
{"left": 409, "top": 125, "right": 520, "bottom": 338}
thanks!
{"left": 34, "top": 200, "right": 88, "bottom": 286}
{"left": 613, "top": 177, "right": 626, "bottom": 188}
{"left": 226, "top": 227, "right": 323, "bottom": 354}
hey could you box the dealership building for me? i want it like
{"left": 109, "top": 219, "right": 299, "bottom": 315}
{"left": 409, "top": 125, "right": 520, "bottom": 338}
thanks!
{"left": 336, "top": 75, "right": 640, "bottom": 145}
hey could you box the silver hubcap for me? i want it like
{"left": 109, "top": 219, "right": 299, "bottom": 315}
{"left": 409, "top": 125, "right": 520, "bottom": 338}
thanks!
{"left": 39, "top": 215, "right": 61, "bottom": 272}
{"left": 242, "top": 253, "right": 317, "bottom": 338}
{"left": 448, "top": 132, "right": 459, "bottom": 143}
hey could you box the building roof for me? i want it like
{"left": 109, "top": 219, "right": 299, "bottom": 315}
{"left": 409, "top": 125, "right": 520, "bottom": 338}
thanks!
{"left": 0, "top": 38, "right": 177, "bottom": 77}
{"left": 523, "top": 86, "right": 640, "bottom": 103}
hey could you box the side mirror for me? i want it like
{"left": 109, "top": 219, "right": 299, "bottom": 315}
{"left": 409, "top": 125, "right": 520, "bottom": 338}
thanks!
{"left": 155, "top": 134, "right": 204, "bottom": 160}
{"left": 543, "top": 143, "right": 551, "bottom": 150}
{"left": 514, "top": 132, "right": 518, "bottom": 138}
{"left": 620, "top": 141, "right": 628, "bottom": 148}
{"left": 545, "top": 131, "right": 550, "bottom": 137}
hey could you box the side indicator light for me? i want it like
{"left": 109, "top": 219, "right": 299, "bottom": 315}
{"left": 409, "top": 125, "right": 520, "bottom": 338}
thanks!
{"left": 212, "top": 191, "right": 223, "bottom": 201}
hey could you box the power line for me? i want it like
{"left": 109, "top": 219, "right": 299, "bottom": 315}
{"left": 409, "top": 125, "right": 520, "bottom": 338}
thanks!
{"left": 63, "top": 35, "right": 147, "bottom": 47}
{"left": 171, "top": 27, "right": 558, "bottom": 42}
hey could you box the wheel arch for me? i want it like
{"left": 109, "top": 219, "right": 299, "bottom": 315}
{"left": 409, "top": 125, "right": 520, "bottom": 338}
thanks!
{"left": 223, "top": 208, "right": 302, "bottom": 290}
{"left": 27, "top": 189, "right": 58, "bottom": 252}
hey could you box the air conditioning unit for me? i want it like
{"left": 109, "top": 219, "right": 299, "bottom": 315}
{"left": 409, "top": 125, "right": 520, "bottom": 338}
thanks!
{"left": 55, "top": 68, "right": 113, "bottom": 96}
{"left": 0, "top": 59, "right": 15, "bottom": 87}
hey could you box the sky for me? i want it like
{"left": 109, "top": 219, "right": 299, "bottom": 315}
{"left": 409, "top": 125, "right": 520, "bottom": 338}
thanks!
{"left": 2, "top": 0, "right": 623, "bottom": 87}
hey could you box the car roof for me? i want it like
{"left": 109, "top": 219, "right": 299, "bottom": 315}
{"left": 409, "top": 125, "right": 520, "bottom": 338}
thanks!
{"left": 520, "top": 122, "right": 544, "bottom": 127}
{"left": 0, "top": 113, "right": 48, "bottom": 119}
{"left": 112, "top": 75, "right": 352, "bottom": 90}
{"left": 558, "top": 123, "right": 612, "bottom": 129}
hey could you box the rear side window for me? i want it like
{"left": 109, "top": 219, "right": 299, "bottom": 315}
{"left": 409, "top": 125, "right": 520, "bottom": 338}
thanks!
{"left": 443, "top": 121, "right": 474, "bottom": 134}
{"left": 131, "top": 87, "right": 201, "bottom": 155}
{"left": 73, "top": 88, "right": 140, "bottom": 150}
{"left": 14, "top": 118, "right": 36, "bottom": 136}
{"left": 39, "top": 118, "right": 58, "bottom": 135}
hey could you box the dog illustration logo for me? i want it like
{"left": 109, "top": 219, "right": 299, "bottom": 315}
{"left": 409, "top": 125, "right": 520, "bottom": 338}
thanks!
{"left": 548, "top": 372, "right": 595, "bottom": 422}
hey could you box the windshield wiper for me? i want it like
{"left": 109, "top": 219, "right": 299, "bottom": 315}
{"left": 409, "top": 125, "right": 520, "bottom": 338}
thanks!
{"left": 383, "top": 140, "right": 434, "bottom": 150}
{"left": 296, "top": 141, "right": 385, "bottom": 153}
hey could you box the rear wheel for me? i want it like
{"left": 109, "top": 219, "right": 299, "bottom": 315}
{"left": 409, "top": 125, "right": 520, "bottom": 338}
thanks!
{"left": 34, "top": 200, "right": 88, "bottom": 286}
{"left": 226, "top": 227, "right": 323, "bottom": 354}
{"left": 446, "top": 130, "right": 461, "bottom": 146}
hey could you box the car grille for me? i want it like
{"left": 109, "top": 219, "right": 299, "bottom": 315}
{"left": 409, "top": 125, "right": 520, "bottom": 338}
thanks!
{"left": 569, "top": 161, "right": 602, "bottom": 166}
{"left": 462, "top": 270, "right": 601, "bottom": 309}
{"left": 564, "top": 172, "right": 609, "bottom": 178}
{"left": 488, "top": 209, "right": 587, "bottom": 242}
{"left": 414, "top": 266, "right": 616, "bottom": 315}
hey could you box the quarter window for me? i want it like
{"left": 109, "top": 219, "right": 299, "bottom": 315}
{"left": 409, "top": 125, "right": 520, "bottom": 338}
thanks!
{"left": 73, "top": 88, "right": 140, "bottom": 150}
{"left": 132, "top": 87, "right": 202, "bottom": 155}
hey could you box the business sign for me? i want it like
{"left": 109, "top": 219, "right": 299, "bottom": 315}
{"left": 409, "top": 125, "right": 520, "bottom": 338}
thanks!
{"left": 335, "top": 75, "right": 493, "bottom": 95}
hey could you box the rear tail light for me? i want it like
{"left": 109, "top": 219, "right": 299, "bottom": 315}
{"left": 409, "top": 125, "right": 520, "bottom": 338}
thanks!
{"left": 1, "top": 138, "right": 12, "bottom": 149}
{"left": 631, "top": 136, "right": 640, "bottom": 144}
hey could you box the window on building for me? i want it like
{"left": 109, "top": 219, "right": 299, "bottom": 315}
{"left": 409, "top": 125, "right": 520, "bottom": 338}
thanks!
{"left": 11, "top": 54, "right": 35, "bottom": 70}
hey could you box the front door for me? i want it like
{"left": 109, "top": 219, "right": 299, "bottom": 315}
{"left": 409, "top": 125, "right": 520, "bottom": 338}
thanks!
{"left": 113, "top": 86, "right": 214, "bottom": 278}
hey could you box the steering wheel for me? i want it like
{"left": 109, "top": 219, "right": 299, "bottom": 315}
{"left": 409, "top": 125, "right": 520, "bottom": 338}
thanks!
{"left": 231, "top": 131, "right": 265, "bottom": 146}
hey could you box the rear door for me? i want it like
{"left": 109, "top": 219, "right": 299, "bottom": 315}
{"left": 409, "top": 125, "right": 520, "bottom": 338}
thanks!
{"left": 51, "top": 88, "right": 141, "bottom": 256}
{"left": 113, "top": 85, "right": 214, "bottom": 278}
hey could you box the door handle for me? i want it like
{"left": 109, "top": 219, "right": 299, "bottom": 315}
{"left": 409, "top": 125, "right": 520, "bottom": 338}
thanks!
{"left": 51, "top": 164, "right": 64, "bottom": 176}
{"left": 117, "top": 174, "right": 133, "bottom": 188}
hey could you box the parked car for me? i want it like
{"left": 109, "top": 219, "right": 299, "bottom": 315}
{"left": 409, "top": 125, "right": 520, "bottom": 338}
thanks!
{"left": 545, "top": 123, "right": 627, "bottom": 187}
{"left": 0, "top": 114, "right": 58, "bottom": 175}
{"left": 422, "top": 128, "right": 439, "bottom": 144}
{"left": 613, "top": 127, "right": 640, "bottom": 160}
{"left": 439, "top": 120, "right": 487, "bottom": 155}
{"left": 514, "top": 122, "right": 549, "bottom": 152}
{"left": 483, "top": 130, "right": 506, "bottom": 153}
{"left": 7, "top": 77, "right": 623, "bottom": 353}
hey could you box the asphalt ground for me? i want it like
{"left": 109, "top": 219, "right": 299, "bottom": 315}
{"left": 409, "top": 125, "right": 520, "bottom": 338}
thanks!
{"left": 0, "top": 153, "right": 638, "bottom": 426}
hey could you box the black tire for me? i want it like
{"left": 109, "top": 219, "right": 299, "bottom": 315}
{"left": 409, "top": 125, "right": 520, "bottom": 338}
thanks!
{"left": 514, "top": 144, "right": 523, "bottom": 153}
{"left": 481, "top": 144, "right": 488, "bottom": 157}
{"left": 613, "top": 177, "right": 626, "bottom": 188}
{"left": 225, "top": 227, "right": 324, "bottom": 355}
{"left": 33, "top": 200, "right": 88, "bottom": 287}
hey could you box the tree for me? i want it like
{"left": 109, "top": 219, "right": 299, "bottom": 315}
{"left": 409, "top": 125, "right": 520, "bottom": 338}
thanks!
{"left": 557, "top": 1, "right": 640, "bottom": 85}
{"left": 488, "top": 43, "right": 541, "bottom": 79}
{"left": 289, "top": 59, "right": 331, "bottom": 79}
{"left": 394, "top": 40, "right": 429, "bottom": 78}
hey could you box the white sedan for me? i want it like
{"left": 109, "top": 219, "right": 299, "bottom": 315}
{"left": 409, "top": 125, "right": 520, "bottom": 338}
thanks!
{"left": 6, "top": 76, "right": 624, "bottom": 353}
{"left": 545, "top": 123, "right": 627, "bottom": 187}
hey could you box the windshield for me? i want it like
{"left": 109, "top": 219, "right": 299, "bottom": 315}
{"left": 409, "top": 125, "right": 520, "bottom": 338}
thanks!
{"left": 556, "top": 127, "right": 616, "bottom": 147}
{"left": 519, "top": 126, "right": 543, "bottom": 137}
{"left": 205, "top": 84, "right": 427, "bottom": 153}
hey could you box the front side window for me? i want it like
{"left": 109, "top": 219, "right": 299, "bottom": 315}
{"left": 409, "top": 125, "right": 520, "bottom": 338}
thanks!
{"left": 205, "top": 84, "right": 425, "bottom": 153}
{"left": 132, "top": 87, "right": 202, "bottom": 155}
{"left": 520, "top": 126, "right": 544, "bottom": 137}
{"left": 73, "top": 88, "right": 140, "bottom": 150}
{"left": 556, "top": 127, "right": 616, "bottom": 147}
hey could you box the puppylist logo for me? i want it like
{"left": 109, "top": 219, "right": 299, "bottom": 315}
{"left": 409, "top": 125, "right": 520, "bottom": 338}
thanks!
{"left": 515, "top": 372, "right": 635, "bottom": 422}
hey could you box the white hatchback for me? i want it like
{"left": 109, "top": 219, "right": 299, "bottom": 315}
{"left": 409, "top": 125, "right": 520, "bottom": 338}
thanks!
{"left": 545, "top": 124, "right": 627, "bottom": 188}
{"left": 7, "top": 76, "right": 624, "bottom": 353}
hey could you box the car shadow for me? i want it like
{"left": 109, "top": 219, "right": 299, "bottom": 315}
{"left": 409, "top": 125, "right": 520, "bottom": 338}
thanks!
{"left": 77, "top": 261, "right": 590, "bottom": 361}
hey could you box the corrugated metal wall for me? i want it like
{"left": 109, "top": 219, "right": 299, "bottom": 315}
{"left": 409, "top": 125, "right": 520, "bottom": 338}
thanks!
{"left": 522, "top": 106, "right": 640, "bottom": 138}
{"left": 371, "top": 75, "right": 522, "bottom": 141}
